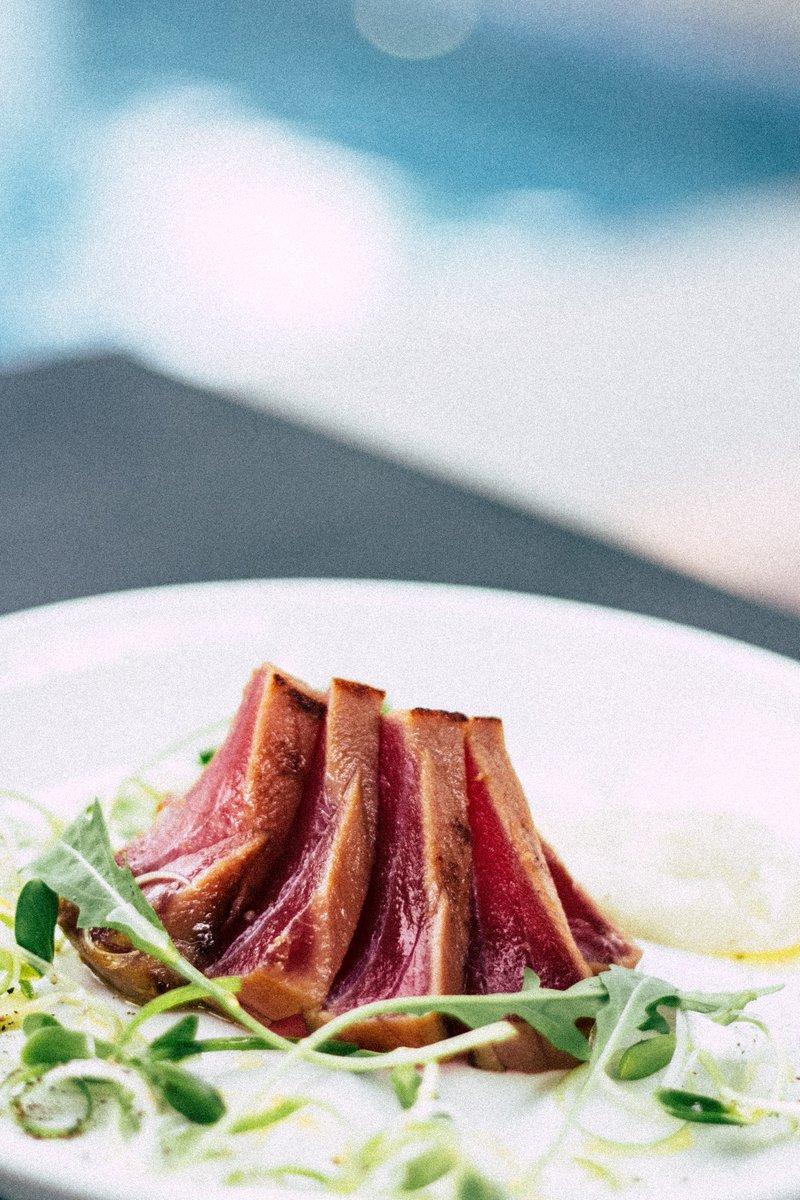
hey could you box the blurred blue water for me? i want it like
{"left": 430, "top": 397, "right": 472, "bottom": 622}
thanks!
{"left": 3, "top": 0, "right": 800, "bottom": 358}
{"left": 79, "top": 0, "right": 800, "bottom": 215}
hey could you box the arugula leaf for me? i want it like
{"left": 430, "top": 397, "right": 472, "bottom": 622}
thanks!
{"left": 526, "top": 966, "right": 775, "bottom": 1183}
{"left": 308, "top": 971, "right": 605, "bottom": 1064}
{"left": 657, "top": 984, "right": 779, "bottom": 1028}
{"left": 14, "top": 879, "right": 59, "bottom": 963}
{"left": 591, "top": 968, "right": 679, "bottom": 1070}
{"left": 27, "top": 801, "right": 173, "bottom": 961}
{"left": 594, "top": 965, "right": 775, "bottom": 1054}
{"left": 20, "top": 802, "right": 293, "bottom": 1056}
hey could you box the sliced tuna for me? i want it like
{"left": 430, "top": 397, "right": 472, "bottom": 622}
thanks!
{"left": 464, "top": 717, "right": 592, "bottom": 1070}
{"left": 210, "top": 678, "right": 384, "bottom": 1023}
{"left": 464, "top": 717, "right": 641, "bottom": 1070}
{"left": 540, "top": 839, "right": 641, "bottom": 971}
{"left": 61, "top": 664, "right": 326, "bottom": 1000}
{"left": 465, "top": 717, "right": 591, "bottom": 995}
{"left": 126, "top": 665, "right": 325, "bottom": 880}
{"left": 319, "top": 708, "right": 472, "bottom": 1051}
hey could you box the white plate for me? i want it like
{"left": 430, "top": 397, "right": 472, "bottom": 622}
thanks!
{"left": 1, "top": 579, "right": 800, "bottom": 1200}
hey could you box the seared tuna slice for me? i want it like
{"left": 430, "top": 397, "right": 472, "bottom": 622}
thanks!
{"left": 126, "top": 665, "right": 325, "bottom": 880}
{"left": 210, "top": 678, "right": 384, "bottom": 1023}
{"left": 465, "top": 717, "right": 591, "bottom": 995}
{"left": 540, "top": 840, "right": 641, "bottom": 971}
{"left": 61, "top": 664, "right": 326, "bottom": 1001}
{"left": 319, "top": 708, "right": 472, "bottom": 1051}
{"left": 464, "top": 717, "right": 592, "bottom": 1071}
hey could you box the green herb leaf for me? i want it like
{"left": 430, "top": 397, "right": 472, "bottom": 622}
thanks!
{"left": 656, "top": 1087, "right": 752, "bottom": 1125}
{"left": 391, "top": 1064, "right": 423, "bottom": 1110}
{"left": 400, "top": 1145, "right": 457, "bottom": 1191}
{"left": 310, "top": 1037, "right": 365, "bottom": 1057}
{"left": 456, "top": 1169, "right": 508, "bottom": 1200}
{"left": 26, "top": 800, "right": 173, "bottom": 961}
{"left": 198, "top": 748, "right": 217, "bottom": 766}
{"left": 616, "top": 1032, "right": 676, "bottom": 1080}
{"left": 230, "top": 1097, "right": 308, "bottom": 1135}
{"left": 21, "top": 1026, "right": 112, "bottom": 1067}
{"left": 21, "top": 1013, "right": 60, "bottom": 1035}
{"left": 146, "top": 1015, "right": 201, "bottom": 1061}
{"left": 145, "top": 1061, "right": 226, "bottom": 1125}
{"left": 14, "top": 879, "right": 59, "bottom": 963}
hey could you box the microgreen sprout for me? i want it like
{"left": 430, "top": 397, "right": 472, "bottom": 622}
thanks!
{"left": 0, "top": 794, "right": 795, "bottom": 1199}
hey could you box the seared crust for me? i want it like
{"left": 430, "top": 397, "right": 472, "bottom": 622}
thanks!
{"left": 540, "top": 839, "right": 642, "bottom": 971}
{"left": 58, "top": 899, "right": 183, "bottom": 1003}
{"left": 231, "top": 678, "right": 384, "bottom": 1021}
{"left": 60, "top": 664, "right": 326, "bottom": 1001}
{"left": 320, "top": 707, "right": 472, "bottom": 1051}
{"left": 241, "top": 666, "right": 327, "bottom": 890}
{"left": 410, "top": 709, "right": 471, "bottom": 998}
{"left": 59, "top": 666, "right": 636, "bottom": 1075}
{"left": 471, "top": 1019, "right": 579, "bottom": 1073}
{"left": 466, "top": 716, "right": 590, "bottom": 981}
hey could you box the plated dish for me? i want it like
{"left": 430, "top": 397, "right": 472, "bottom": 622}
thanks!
{"left": 1, "top": 579, "right": 800, "bottom": 1200}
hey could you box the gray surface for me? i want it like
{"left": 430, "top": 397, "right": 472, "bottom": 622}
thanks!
{"left": 2, "top": 352, "right": 799, "bottom": 660}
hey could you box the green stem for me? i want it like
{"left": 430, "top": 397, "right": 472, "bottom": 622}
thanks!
{"left": 116, "top": 980, "right": 242, "bottom": 1050}
{"left": 524, "top": 979, "right": 651, "bottom": 1188}
{"left": 719, "top": 1086, "right": 800, "bottom": 1123}
{"left": 138, "top": 948, "right": 518, "bottom": 1076}
{"left": 161, "top": 956, "right": 295, "bottom": 1054}
{"left": 294, "top": 1018, "right": 517, "bottom": 1076}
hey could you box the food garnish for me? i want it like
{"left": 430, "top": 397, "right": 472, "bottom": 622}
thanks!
{"left": 56, "top": 663, "right": 641, "bottom": 1053}
{"left": 0, "top": 662, "right": 798, "bottom": 1196}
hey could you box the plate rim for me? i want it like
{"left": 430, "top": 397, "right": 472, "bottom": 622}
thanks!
{"left": 2, "top": 576, "right": 800, "bottom": 1200}
{"left": 2, "top": 575, "right": 799, "bottom": 686}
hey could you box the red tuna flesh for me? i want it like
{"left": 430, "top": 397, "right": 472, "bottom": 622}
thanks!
{"left": 540, "top": 840, "right": 641, "bottom": 971}
{"left": 61, "top": 664, "right": 325, "bottom": 1001}
{"left": 126, "top": 665, "right": 324, "bottom": 878}
{"left": 464, "top": 717, "right": 590, "bottom": 996}
{"left": 210, "top": 678, "right": 384, "bottom": 1024}
{"left": 320, "top": 708, "right": 472, "bottom": 1051}
{"left": 464, "top": 717, "right": 592, "bottom": 1071}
